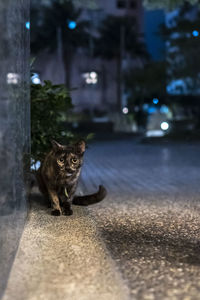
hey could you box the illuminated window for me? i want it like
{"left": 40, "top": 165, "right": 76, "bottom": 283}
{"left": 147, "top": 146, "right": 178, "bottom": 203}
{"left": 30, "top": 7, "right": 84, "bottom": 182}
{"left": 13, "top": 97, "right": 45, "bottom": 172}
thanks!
{"left": 82, "top": 71, "right": 98, "bottom": 85}
{"left": 7, "top": 73, "right": 20, "bottom": 85}
{"left": 117, "top": 0, "right": 126, "bottom": 9}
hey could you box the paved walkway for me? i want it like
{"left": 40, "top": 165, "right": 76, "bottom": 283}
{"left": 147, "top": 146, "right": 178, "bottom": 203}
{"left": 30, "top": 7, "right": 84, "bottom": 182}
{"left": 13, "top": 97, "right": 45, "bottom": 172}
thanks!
{"left": 3, "top": 139, "right": 200, "bottom": 300}
{"left": 81, "top": 140, "right": 200, "bottom": 300}
{"left": 3, "top": 187, "right": 129, "bottom": 300}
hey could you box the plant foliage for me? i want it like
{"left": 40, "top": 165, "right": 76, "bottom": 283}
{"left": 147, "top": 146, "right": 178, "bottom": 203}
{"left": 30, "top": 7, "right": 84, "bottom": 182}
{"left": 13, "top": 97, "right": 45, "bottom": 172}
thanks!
{"left": 31, "top": 80, "right": 73, "bottom": 163}
{"left": 125, "top": 61, "right": 167, "bottom": 103}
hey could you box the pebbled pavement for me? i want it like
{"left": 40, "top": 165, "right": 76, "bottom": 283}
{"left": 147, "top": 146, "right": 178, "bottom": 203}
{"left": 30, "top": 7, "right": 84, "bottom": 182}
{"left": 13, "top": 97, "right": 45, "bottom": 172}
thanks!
{"left": 80, "top": 140, "right": 200, "bottom": 300}
{"left": 2, "top": 188, "right": 129, "bottom": 300}
{"left": 3, "top": 139, "right": 200, "bottom": 300}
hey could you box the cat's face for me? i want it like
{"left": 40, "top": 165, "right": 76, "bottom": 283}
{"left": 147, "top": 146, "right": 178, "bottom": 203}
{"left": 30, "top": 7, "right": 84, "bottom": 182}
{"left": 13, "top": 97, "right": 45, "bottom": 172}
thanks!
{"left": 51, "top": 140, "right": 85, "bottom": 178}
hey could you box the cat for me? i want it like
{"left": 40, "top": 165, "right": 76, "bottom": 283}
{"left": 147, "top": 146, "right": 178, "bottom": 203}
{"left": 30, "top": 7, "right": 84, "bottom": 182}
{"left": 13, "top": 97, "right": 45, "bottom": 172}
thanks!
{"left": 36, "top": 140, "right": 107, "bottom": 216}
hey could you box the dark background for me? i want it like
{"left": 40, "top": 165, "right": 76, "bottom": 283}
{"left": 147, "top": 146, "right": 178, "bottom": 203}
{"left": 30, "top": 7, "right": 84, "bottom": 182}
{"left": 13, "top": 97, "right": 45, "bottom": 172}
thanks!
{"left": 30, "top": 0, "right": 200, "bottom": 142}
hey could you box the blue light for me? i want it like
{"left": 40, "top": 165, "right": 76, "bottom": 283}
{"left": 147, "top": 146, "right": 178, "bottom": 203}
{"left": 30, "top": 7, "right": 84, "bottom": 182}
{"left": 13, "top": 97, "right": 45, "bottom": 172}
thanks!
{"left": 153, "top": 98, "right": 159, "bottom": 104}
{"left": 148, "top": 107, "right": 157, "bottom": 114}
{"left": 192, "top": 30, "right": 199, "bottom": 37}
{"left": 68, "top": 21, "right": 77, "bottom": 30}
{"left": 143, "top": 104, "right": 149, "bottom": 111}
{"left": 160, "top": 105, "right": 169, "bottom": 114}
{"left": 25, "top": 21, "right": 30, "bottom": 30}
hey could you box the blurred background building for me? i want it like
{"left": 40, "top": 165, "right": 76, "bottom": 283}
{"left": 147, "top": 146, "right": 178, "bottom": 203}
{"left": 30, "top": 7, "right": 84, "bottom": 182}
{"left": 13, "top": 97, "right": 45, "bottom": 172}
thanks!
{"left": 31, "top": 0, "right": 200, "bottom": 137}
{"left": 32, "top": 0, "right": 144, "bottom": 113}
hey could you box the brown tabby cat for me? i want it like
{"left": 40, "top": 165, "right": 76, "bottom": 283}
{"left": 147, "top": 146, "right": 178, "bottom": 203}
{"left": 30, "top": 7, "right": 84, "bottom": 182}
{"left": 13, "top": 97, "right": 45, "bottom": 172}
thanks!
{"left": 36, "top": 140, "right": 107, "bottom": 216}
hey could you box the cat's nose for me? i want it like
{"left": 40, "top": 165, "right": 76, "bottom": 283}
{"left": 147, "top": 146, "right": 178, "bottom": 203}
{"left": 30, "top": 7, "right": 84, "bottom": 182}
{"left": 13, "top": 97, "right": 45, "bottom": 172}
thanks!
{"left": 65, "top": 167, "right": 73, "bottom": 173}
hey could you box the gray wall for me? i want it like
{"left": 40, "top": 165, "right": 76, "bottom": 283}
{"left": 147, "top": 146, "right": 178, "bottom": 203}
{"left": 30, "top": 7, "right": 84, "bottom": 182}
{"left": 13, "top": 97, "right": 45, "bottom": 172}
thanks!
{"left": 0, "top": 0, "right": 30, "bottom": 297}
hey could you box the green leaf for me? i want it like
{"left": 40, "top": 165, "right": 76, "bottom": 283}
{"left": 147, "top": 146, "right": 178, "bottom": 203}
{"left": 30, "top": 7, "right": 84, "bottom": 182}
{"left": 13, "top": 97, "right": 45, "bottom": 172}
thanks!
{"left": 31, "top": 80, "right": 75, "bottom": 162}
{"left": 86, "top": 133, "right": 95, "bottom": 141}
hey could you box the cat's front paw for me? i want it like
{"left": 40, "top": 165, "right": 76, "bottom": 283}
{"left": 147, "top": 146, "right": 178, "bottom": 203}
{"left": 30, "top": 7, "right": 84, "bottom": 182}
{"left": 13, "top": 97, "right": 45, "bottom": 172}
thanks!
{"left": 63, "top": 208, "right": 73, "bottom": 216}
{"left": 62, "top": 202, "right": 73, "bottom": 216}
{"left": 51, "top": 209, "right": 61, "bottom": 216}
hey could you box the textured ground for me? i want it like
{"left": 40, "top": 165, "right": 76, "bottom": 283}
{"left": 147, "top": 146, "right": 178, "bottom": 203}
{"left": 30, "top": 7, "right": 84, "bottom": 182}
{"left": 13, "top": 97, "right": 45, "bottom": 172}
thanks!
{"left": 3, "top": 188, "right": 129, "bottom": 300}
{"left": 3, "top": 139, "right": 200, "bottom": 300}
{"left": 81, "top": 140, "right": 200, "bottom": 300}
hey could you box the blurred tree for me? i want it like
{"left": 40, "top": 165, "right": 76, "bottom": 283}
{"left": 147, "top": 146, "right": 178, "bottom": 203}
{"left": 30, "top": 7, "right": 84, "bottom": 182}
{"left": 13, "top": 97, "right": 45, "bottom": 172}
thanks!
{"left": 143, "top": 0, "right": 199, "bottom": 10}
{"left": 94, "top": 15, "right": 147, "bottom": 111}
{"left": 125, "top": 61, "right": 167, "bottom": 104}
{"left": 31, "top": 0, "right": 90, "bottom": 88}
{"left": 125, "top": 61, "right": 168, "bottom": 130}
{"left": 160, "top": 3, "right": 200, "bottom": 93}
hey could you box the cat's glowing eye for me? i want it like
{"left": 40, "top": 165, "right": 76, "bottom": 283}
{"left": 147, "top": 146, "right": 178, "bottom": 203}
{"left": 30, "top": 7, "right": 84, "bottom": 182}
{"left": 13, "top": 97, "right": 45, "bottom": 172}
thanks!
{"left": 72, "top": 158, "right": 78, "bottom": 164}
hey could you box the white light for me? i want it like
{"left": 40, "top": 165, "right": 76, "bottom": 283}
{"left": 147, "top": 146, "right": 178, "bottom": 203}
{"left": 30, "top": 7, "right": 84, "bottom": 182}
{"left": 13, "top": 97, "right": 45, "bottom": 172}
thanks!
{"left": 86, "top": 77, "right": 98, "bottom": 85}
{"left": 122, "top": 107, "right": 129, "bottom": 114}
{"left": 83, "top": 72, "right": 98, "bottom": 84}
{"left": 90, "top": 71, "right": 97, "bottom": 79}
{"left": 7, "top": 73, "right": 20, "bottom": 84}
{"left": 146, "top": 130, "right": 165, "bottom": 137}
{"left": 161, "top": 122, "right": 169, "bottom": 131}
{"left": 86, "top": 78, "right": 92, "bottom": 84}
{"left": 92, "top": 78, "right": 97, "bottom": 84}
{"left": 31, "top": 72, "right": 41, "bottom": 84}
{"left": 82, "top": 72, "right": 90, "bottom": 79}
{"left": 31, "top": 160, "right": 41, "bottom": 171}
{"left": 32, "top": 77, "right": 41, "bottom": 84}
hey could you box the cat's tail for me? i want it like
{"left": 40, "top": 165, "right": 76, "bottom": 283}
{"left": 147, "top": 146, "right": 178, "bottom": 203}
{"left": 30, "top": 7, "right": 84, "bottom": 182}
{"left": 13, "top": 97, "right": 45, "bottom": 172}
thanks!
{"left": 72, "top": 185, "right": 107, "bottom": 206}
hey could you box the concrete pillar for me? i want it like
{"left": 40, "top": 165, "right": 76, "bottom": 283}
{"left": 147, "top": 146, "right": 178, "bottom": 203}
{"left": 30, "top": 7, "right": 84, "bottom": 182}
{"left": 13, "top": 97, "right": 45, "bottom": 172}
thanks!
{"left": 0, "top": 0, "right": 30, "bottom": 297}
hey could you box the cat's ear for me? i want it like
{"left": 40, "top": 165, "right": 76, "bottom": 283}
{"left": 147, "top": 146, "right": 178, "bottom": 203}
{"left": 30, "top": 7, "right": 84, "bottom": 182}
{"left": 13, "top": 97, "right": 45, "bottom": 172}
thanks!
{"left": 51, "top": 140, "right": 64, "bottom": 151}
{"left": 76, "top": 140, "right": 86, "bottom": 155}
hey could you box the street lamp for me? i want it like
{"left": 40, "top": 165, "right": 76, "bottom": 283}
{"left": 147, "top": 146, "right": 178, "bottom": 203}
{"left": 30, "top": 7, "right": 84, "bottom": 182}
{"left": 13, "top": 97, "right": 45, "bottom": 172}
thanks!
{"left": 122, "top": 107, "right": 129, "bottom": 114}
{"left": 161, "top": 122, "right": 169, "bottom": 131}
{"left": 153, "top": 98, "right": 159, "bottom": 104}
{"left": 192, "top": 30, "right": 199, "bottom": 37}
{"left": 25, "top": 21, "right": 30, "bottom": 30}
{"left": 68, "top": 20, "right": 77, "bottom": 30}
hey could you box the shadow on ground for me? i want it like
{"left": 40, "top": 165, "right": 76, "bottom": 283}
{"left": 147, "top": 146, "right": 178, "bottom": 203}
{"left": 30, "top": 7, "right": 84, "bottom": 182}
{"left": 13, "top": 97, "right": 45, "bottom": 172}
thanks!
{"left": 30, "top": 191, "right": 49, "bottom": 210}
{"left": 100, "top": 223, "right": 200, "bottom": 266}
